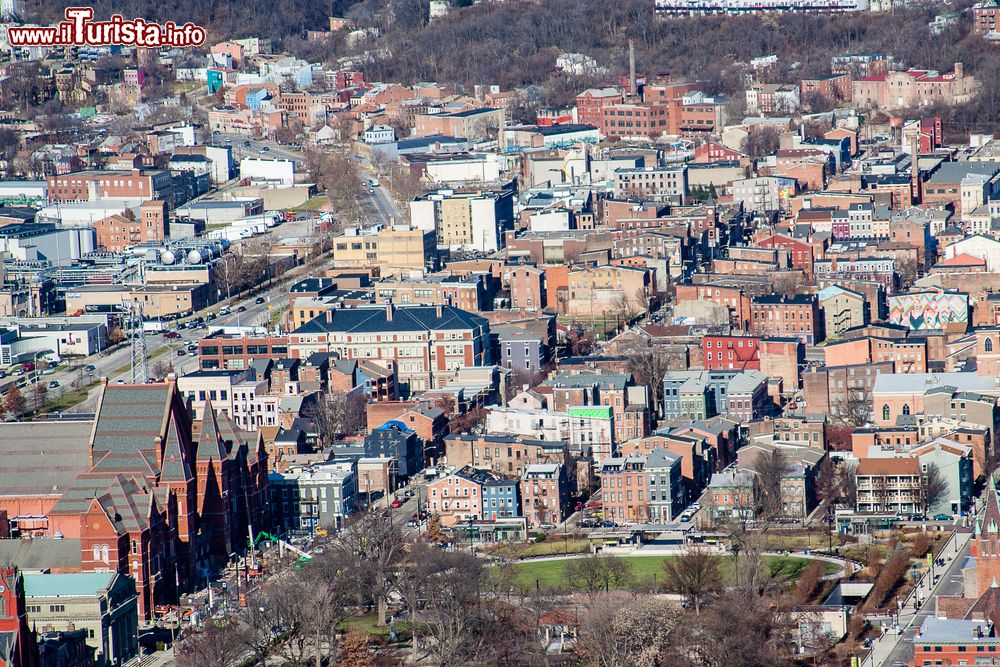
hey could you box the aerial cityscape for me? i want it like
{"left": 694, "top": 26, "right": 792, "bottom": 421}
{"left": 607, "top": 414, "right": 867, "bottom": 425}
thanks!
{"left": 4, "top": 0, "right": 1000, "bottom": 665}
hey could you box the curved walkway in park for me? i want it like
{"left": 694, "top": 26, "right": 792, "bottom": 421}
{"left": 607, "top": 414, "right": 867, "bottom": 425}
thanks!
{"left": 494, "top": 546, "right": 861, "bottom": 581}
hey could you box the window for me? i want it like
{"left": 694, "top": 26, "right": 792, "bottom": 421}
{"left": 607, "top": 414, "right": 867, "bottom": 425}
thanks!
{"left": 882, "top": 404, "right": 890, "bottom": 421}
{"left": 49, "top": 605, "right": 65, "bottom": 612}
{"left": 988, "top": 338, "right": 994, "bottom": 352}
{"left": 902, "top": 404, "right": 911, "bottom": 416}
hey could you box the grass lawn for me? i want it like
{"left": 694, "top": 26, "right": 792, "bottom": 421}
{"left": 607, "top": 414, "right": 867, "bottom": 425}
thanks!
{"left": 301, "top": 194, "right": 331, "bottom": 210}
{"left": 508, "top": 555, "right": 836, "bottom": 592}
{"left": 488, "top": 538, "right": 591, "bottom": 559}
{"left": 339, "top": 614, "right": 410, "bottom": 637}
{"left": 41, "top": 383, "right": 98, "bottom": 413}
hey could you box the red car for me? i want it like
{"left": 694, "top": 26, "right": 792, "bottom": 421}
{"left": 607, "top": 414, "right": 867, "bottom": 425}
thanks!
{"left": 390, "top": 498, "right": 403, "bottom": 508}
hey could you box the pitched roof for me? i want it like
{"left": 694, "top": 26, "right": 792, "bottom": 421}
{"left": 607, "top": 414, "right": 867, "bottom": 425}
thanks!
{"left": 0, "top": 538, "right": 82, "bottom": 570}
{"left": 0, "top": 420, "right": 92, "bottom": 496}
{"left": 196, "top": 399, "right": 228, "bottom": 462}
{"left": 857, "top": 457, "right": 920, "bottom": 476}
{"left": 91, "top": 383, "right": 174, "bottom": 462}
{"left": 295, "top": 305, "right": 488, "bottom": 335}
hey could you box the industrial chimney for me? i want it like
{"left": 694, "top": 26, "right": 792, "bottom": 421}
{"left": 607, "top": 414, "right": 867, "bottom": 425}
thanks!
{"left": 628, "top": 39, "right": 637, "bottom": 99}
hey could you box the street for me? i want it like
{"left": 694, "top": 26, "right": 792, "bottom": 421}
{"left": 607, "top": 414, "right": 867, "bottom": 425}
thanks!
{"left": 866, "top": 531, "right": 972, "bottom": 666}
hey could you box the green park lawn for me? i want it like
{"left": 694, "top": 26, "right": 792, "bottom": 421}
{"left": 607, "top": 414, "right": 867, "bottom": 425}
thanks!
{"left": 509, "top": 555, "right": 835, "bottom": 592}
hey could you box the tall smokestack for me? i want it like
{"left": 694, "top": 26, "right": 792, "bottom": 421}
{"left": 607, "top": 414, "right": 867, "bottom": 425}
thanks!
{"left": 911, "top": 134, "right": 922, "bottom": 204}
{"left": 628, "top": 39, "right": 637, "bottom": 98}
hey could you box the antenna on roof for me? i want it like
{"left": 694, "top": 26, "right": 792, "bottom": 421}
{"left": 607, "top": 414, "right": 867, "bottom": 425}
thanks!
{"left": 125, "top": 302, "right": 148, "bottom": 384}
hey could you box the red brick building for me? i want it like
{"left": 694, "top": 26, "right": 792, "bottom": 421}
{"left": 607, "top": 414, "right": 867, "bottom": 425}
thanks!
{"left": 574, "top": 88, "right": 623, "bottom": 128}
{"left": 3, "top": 380, "right": 270, "bottom": 621}
{"left": 505, "top": 265, "right": 546, "bottom": 312}
{"left": 750, "top": 295, "right": 822, "bottom": 344}
{"left": 520, "top": 463, "right": 569, "bottom": 528}
{"left": 972, "top": 481, "right": 1000, "bottom": 597}
{"left": 693, "top": 141, "right": 745, "bottom": 164}
{"left": 47, "top": 169, "right": 173, "bottom": 204}
{"left": 702, "top": 335, "right": 761, "bottom": 372}
{"left": 0, "top": 567, "right": 39, "bottom": 667}
{"left": 757, "top": 233, "right": 816, "bottom": 278}
{"left": 974, "top": 1, "right": 1000, "bottom": 33}
{"left": 598, "top": 453, "right": 648, "bottom": 523}
{"left": 199, "top": 334, "right": 290, "bottom": 371}
{"left": 93, "top": 200, "right": 167, "bottom": 252}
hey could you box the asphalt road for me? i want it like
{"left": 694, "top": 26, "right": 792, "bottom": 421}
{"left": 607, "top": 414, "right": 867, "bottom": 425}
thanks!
{"left": 210, "top": 132, "right": 303, "bottom": 166}
{"left": 366, "top": 181, "right": 404, "bottom": 224}
{"left": 871, "top": 532, "right": 972, "bottom": 666}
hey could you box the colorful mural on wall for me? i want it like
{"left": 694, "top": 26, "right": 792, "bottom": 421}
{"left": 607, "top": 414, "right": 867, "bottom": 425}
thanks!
{"left": 888, "top": 292, "right": 969, "bottom": 330}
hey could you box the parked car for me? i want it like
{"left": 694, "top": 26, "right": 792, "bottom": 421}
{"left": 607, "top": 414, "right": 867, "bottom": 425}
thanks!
{"left": 933, "top": 513, "right": 952, "bottom": 521}
{"left": 255, "top": 296, "right": 266, "bottom": 304}
{"left": 598, "top": 521, "right": 615, "bottom": 528}
{"left": 219, "top": 306, "right": 231, "bottom": 315}
{"left": 390, "top": 498, "right": 403, "bottom": 508}
{"left": 176, "top": 349, "right": 186, "bottom": 357}
{"left": 407, "top": 519, "right": 419, "bottom": 528}
{"left": 85, "top": 364, "right": 96, "bottom": 373}
{"left": 48, "top": 380, "right": 59, "bottom": 389}
{"left": 237, "top": 305, "right": 247, "bottom": 312}
{"left": 163, "top": 332, "right": 180, "bottom": 339}
{"left": 115, "top": 378, "right": 126, "bottom": 384}
{"left": 539, "top": 523, "right": 556, "bottom": 530}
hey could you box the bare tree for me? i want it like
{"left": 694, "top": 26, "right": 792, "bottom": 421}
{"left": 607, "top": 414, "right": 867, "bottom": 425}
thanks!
{"left": 576, "top": 593, "right": 679, "bottom": 667}
{"left": 233, "top": 593, "right": 284, "bottom": 667}
{"left": 661, "top": 548, "right": 724, "bottom": 615}
{"left": 794, "top": 560, "right": 825, "bottom": 604}
{"left": 625, "top": 346, "right": 674, "bottom": 417}
{"left": 741, "top": 126, "right": 781, "bottom": 160}
{"left": 839, "top": 461, "right": 858, "bottom": 509}
{"left": 305, "top": 391, "right": 368, "bottom": 446}
{"left": 834, "top": 387, "right": 872, "bottom": 427}
{"left": 175, "top": 620, "right": 245, "bottom": 667}
{"left": 331, "top": 509, "right": 407, "bottom": 627}
{"left": 921, "top": 462, "right": 948, "bottom": 515}
{"left": 3, "top": 384, "right": 26, "bottom": 418}
{"left": 896, "top": 256, "right": 919, "bottom": 287}
{"left": 753, "top": 448, "right": 790, "bottom": 521}
{"left": 417, "top": 548, "right": 486, "bottom": 665}
{"left": 564, "top": 553, "right": 632, "bottom": 595}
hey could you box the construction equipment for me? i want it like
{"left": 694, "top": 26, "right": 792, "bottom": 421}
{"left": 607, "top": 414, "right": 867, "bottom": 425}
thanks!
{"left": 250, "top": 531, "right": 313, "bottom": 562}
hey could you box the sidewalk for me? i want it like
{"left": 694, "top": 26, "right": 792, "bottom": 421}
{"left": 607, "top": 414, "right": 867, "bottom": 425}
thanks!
{"left": 862, "top": 530, "right": 970, "bottom": 667}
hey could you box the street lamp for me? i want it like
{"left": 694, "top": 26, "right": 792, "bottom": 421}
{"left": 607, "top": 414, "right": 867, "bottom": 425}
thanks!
{"left": 467, "top": 518, "right": 475, "bottom": 555}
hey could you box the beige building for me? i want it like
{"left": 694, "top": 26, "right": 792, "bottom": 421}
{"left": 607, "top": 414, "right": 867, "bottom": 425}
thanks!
{"left": 64, "top": 284, "right": 209, "bottom": 317}
{"left": 23, "top": 572, "right": 139, "bottom": 667}
{"left": 817, "top": 285, "right": 867, "bottom": 339}
{"left": 409, "top": 187, "right": 515, "bottom": 253}
{"left": 566, "top": 265, "right": 653, "bottom": 319}
{"left": 331, "top": 225, "right": 437, "bottom": 277}
{"left": 851, "top": 63, "right": 978, "bottom": 110}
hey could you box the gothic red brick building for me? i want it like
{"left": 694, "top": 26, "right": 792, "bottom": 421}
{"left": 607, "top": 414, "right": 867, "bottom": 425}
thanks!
{"left": 0, "top": 377, "right": 269, "bottom": 620}
{"left": 973, "top": 480, "right": 1000, "bottom": 597}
